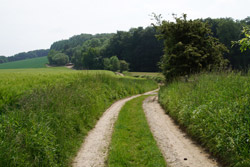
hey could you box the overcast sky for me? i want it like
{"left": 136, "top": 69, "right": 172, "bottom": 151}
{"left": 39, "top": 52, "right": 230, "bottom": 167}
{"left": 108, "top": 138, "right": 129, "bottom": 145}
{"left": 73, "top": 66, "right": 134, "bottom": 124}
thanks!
{"left": 0, "top": 0, "right": 249, "bottom": 56}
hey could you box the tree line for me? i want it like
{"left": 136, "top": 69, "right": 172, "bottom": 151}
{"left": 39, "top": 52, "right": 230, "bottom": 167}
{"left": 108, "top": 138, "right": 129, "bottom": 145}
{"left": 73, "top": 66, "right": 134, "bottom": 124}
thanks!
{"left": 203, "top": 17, "right": 250, "bottom": 70}
{"left": 48, "top": 16, "right": 250, "bottom": 72}
{"left": 2, "top": 16, "right": 249, "bottom": 73}
{"left": 152, "top": 14, "right": 250, "bottom": 81}
{"left": 48, "top": 27, "right": 164, "bottom": 72}
{"left": 0, "top": 49, "right": 49, "bottom": 64}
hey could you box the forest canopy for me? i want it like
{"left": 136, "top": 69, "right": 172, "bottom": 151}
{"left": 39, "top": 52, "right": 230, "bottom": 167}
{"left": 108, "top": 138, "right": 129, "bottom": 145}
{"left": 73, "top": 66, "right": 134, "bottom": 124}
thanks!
{"left": 46, "top": 16, "right": 250, "bottom": 72}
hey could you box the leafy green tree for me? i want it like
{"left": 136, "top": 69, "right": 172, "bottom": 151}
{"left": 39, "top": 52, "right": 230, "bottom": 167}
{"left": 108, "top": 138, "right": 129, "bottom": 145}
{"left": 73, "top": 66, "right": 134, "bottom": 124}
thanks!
{"left": 104, "top": 27, "right": 163, "bottom": 72}
{"left": 204, "top": 17, "right": 250, "bottom": 70}
{"left": 119, "top": 60, "right": 129, "bottom": 72}
{"left": 82, "top": 48, "right": 102, "bottom": 69}
{"left": 48, "top": 50, "right": 58, "bottom": 65}
{"left": 48, "top": 50, "right": 69, "bottom": 66}
{"left": 215, "top": 18, "right": 241, "bottom": 48}
{"left": 233, "top": 26, "right": 250, "bottom": 52}
{"left": 71, "top": 46, "right": 84, "bottom": 69}
{"left": 110, "top": 56, "right": 120, "bottom": 71}
{"left": 103, "top": 58, "right": 111, "bottom": 70}
{"left": 52, "top": 53, "right": 69, "bottom": 65}
{"left": 155, "top": 14, "right": 228, "bottom": 81}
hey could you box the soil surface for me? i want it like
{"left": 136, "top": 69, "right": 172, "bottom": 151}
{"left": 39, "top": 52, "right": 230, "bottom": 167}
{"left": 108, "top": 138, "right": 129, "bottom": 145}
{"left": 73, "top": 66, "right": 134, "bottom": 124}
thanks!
{"left": 143, "top": 96, "right": 221, "bottom": 167}
{"left": 72, "top": 90, "right": 158, "bottom": 167}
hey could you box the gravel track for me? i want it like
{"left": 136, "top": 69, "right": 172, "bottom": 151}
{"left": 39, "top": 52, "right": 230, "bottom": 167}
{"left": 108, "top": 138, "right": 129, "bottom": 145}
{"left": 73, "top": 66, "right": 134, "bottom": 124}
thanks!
{"left": 143, "top": 96, "right": 221, "bottom": 167}
{"left": 72, "top": 90, "right": 158, "bottom": 167}
{"left": 72, "top": 90, "right": 220, "bottom": 167}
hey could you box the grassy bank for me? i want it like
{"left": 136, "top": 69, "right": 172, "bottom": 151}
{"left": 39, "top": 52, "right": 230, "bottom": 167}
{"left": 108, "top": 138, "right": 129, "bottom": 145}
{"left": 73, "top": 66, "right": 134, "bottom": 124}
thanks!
{"left": 0, "top": 69, "right": 157, "bottom": 166}
{"left": 159, "top": 72, "right": 250, "bottom": 166}
{"left": 107, "top": 96, "right": 166, "bottom": 167}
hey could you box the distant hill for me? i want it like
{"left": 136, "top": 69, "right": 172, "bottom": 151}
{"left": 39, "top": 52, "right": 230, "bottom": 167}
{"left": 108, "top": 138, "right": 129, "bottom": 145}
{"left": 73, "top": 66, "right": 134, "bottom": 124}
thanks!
{"left": 0, "top": 56, "right": 48, "bottom": 69}
{"left": 0, "top": 49, "right": 49, "bottom": 64}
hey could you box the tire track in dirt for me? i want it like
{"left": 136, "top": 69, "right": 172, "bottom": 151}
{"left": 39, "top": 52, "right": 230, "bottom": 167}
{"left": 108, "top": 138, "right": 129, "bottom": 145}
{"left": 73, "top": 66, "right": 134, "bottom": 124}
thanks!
{"left": 72, "top": 90, "right": 158, "bottom": 167}
{"left": 143, "top": 96, "right": 221, "bottom": 167}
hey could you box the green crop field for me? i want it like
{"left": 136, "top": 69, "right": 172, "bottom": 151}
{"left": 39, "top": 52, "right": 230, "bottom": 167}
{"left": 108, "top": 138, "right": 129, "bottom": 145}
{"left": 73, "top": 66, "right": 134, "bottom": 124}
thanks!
{"left": 0, "top": 68, "right": 157, "bottom": 166}
{"left": 159, "top": 72, "right": 250, "bottom": 166}
{"left": 0, "top": 56, "right": 48, "bottom": 69}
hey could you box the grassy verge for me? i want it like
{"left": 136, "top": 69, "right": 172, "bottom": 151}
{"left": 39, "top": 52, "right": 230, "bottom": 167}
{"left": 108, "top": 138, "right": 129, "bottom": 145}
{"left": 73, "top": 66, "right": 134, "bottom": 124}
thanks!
{"left": 107, "top": 95, "right": 166, "bottom": 167}
{"left": 0, "top": 71, "right": 157, "bottom": 167}
{"left": 159, "top": 72, "right": 250, "bottom": 167}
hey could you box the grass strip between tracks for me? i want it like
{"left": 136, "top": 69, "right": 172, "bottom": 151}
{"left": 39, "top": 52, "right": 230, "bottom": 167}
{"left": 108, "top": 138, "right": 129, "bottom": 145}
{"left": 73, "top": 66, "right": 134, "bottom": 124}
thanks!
{"left": 107, "top": 95, "right": 166, "bottom": 167}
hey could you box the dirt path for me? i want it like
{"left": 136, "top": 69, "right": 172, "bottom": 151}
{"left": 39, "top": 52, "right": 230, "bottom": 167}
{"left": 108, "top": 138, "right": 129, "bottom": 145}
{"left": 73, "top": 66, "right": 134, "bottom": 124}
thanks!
{"left": 143, "top": 96, "right": 220, "bottom": 167}
{"left": 72, "top": 90, "right": 158, "bottom": 167}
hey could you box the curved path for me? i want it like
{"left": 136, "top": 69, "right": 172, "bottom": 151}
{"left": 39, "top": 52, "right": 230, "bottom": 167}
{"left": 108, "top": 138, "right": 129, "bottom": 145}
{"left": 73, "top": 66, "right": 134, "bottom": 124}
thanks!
{"left": 143, "top": 96, "right": 220, "bottom": 167}
{"left": 72, "top": 90, "right": 220, "bottom": 167}
{"left": 72, "top": 90, "right": 158, "bottom": 167}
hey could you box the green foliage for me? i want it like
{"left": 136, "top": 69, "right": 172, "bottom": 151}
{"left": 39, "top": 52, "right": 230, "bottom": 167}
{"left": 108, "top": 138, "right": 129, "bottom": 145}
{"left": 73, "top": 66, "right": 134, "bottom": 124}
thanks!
{"left": 159, "top": 72, "right": 250, "bottom": 166}
{"left": 0, "top": 56, "right": 48, "bottom": 69}
{"left": 52, "top": 53, "right": 69, "bottom": 66}
{"left": 110, "top": 56, "right": 120, "bottom": 71}
{"left": 232, "top": 26, "right": 250, "bottom": 52}
{"left": 0, "top": 69, "right": 158, "bottom": 166}
{"left": 119, "top": 60, "right": 129, "bottom": 72}
{"left": 0, "top": 56, "right": 8, "bottom": 63}
{"left": 215, "top": 18, "right": 242, "bottom": 48}
{"left": 104, "top": 27, "right": 164, "bottom": 72}
{"left": 50, "top": 33, "right": 114, "bottom": 68}
{"left": 49, "top": 27, "right": 163, "bottom": 72}
{"left": 155, "top": 14, "right": 228, "bottom": 82}
{"left": 204, "top": 17, "right": 250, "bottom": 70}
{"left": 108, "top": 96, "right": 166, "bottom": 167}
{"left": 48, "top": 50, "right": 69, "bottom": 66}
{"left": 103, "top": 58, "right": 112, "bottom": 70}
{"left": 82, "top": 48, "right": 102, "bottom": 69}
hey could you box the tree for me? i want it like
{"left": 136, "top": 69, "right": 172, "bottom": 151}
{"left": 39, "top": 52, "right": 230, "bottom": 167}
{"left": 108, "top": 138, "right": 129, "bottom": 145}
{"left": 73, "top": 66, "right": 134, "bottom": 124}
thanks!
{"left": 71, "top": 46, "right": 84, "bottom": 69}
{"left": 103, "top": 58, "right": 111, "bottom": 70}
{"left": 104, "top": 27, "right": 164, "bottom": 72}
{"left": 215, "top": 18, "right": 241, "bottom": 48}
{"left": 110, "top": 56, "right": 120, "bottom": 71}
{"left": 154, "top": 14, "right": 228, "bottom": 82}
{"left": 119, "top": 60, "right": 129, "bottom": 72}
{"left": 82, "top": 48, "right": 102, "bottom": 69}
{"left": 232, "top": 26, "right": 250, "bottom": 52}
{"left": 52, "top": 53, "right": 69, "bottom": 65}
{"left": 48, "top": 50, "right": 69, "bottom": 66}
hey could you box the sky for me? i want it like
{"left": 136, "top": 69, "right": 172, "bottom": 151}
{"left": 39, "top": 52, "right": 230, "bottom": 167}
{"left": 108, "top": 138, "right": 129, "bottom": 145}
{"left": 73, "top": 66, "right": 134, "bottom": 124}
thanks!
{"left": 0, "top": 0, "right": 249, "bottom": 56}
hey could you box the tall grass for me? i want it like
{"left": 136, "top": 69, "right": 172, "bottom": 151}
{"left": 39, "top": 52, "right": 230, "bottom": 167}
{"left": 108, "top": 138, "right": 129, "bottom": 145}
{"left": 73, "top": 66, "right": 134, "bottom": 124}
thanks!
{"left": 159, "top": 72, "right": 250, "bottom": 166}
{"left": 0, "top": 70, "right": 157, "bottom": 166}
{"left": 0, "top": 68, "right": 115, "bottom": 112}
